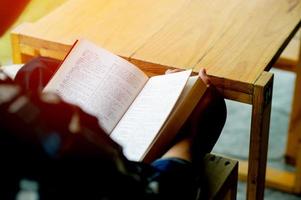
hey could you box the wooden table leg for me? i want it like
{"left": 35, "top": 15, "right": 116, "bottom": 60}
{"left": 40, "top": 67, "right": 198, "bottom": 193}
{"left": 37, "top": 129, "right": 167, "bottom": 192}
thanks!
{"left": 11, "top": 31, "right": 23, "bottom": 64}
{"left": 293, "top": 46, "right": 301, "bottom": 192}
{"left": 247, "top": 72, "right": 273, "bottom": 200}
{"left": 294, "top": 139, "right": 301, "bottom": 193}
{"left": 11, "top": 28, "right": 34, "bottom": 64}
{"left": 285, "top": 36, "right": 301, "bottom": 165}
{"left": 238, "top": 61, "right": 301, "bottom": 194}
{"left": 11, "top": 23, "right": 44, "bottom": 64}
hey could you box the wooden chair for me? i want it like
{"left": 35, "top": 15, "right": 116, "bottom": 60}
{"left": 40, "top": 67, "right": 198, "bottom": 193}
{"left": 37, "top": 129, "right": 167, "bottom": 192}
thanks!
{"left": 199, "top": 154, "right": 238, "bottom": 200}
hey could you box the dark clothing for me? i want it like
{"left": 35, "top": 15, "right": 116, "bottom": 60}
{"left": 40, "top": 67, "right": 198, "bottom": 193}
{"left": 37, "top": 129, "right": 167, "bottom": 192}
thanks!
{"left": 0, "top": 77, "right": 200, "bottom": 199}
{"left": 0, "top": 57, "right": 226, "bottom": 199}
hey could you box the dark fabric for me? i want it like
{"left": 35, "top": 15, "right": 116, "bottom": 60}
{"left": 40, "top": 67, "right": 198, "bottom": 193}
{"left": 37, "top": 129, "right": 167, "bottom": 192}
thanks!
{"left": 0, "top": 76, "right": 199, "bottom": 200}
{"left": 0, "top": 79, "right": 136, "bottom": 199}
{"left": 189, "top": 86, "right": 227, "bottom": 163}
{"left": 151, "top": 158, "right": 200, "bottom": 199}
{"left": 15, "top": 56, "right": 61, "bottom": 92}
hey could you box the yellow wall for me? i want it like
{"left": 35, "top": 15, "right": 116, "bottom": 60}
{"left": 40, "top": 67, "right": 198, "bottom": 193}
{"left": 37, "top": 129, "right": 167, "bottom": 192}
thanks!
{"left": 0, "top": 0, "right": 66, "bottom": 64}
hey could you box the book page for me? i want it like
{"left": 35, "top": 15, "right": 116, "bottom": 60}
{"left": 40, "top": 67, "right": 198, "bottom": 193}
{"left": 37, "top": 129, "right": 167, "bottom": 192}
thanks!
{"left": 142, "top": 76, "right": 207, "bottom": 162}
{"left": 44, "top": 40, "right": 148, "bottom": 133}
{"left": 0, "top": 64, "right": 24, "bottom": 80}
{"left": 110, "top": 70, "right": 192, "bottom": 161}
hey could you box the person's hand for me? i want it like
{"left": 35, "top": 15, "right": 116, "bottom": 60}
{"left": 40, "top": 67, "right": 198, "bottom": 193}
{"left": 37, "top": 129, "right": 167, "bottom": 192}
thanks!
{"left": 198, "top": 68, "right": 211, "bottom": 87}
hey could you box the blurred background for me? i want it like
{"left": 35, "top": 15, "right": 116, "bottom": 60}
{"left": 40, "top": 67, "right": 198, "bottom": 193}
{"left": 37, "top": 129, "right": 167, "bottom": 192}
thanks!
{"left": 0, "top": 0, "right": 65, "bottom": 65}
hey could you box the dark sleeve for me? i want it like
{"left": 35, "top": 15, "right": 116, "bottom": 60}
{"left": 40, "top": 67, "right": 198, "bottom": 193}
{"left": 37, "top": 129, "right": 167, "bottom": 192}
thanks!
{"left": 14, "top": 56, "right": 61, "bottom": 92}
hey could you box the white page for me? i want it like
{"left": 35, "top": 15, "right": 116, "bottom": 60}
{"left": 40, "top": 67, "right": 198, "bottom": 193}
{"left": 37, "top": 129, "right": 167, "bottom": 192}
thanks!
{"left": 0, "top": 64, "right": 24, "bottom": 80}
{"left": 44, "top": 40, "right": 148, "bottom": 133}
{"left": 110, "top": 70, "right": 192, "bottom": 161}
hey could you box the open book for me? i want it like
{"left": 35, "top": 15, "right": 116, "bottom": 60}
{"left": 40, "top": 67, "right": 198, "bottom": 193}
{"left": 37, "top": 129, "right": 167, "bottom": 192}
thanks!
{"left": 44, "top": 39, "right": 207, "bottom": 162}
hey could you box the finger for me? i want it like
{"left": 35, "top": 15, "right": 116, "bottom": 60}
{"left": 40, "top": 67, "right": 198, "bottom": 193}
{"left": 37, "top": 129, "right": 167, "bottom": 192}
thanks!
{"left": 199, "top": 68, "right": 211, "bottom": 87}
{"left": 41, "top": 92, "right": 61, "bottom": 104}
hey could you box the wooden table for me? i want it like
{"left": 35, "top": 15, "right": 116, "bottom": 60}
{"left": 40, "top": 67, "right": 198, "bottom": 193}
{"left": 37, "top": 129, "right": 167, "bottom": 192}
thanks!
{"left": 10, "top": 0, "right": 301, "bottom": 199}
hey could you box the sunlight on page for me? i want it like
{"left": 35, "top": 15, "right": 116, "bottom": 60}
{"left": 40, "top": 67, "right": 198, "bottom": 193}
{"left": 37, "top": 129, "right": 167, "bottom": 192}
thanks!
{"left": 111, "top": 70, "right": 191, "bottom": 161}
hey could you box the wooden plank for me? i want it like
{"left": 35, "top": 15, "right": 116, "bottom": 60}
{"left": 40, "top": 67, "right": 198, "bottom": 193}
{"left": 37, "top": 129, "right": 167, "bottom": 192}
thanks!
{"left": 221, "top": 89, "right": 252, "bottom": 105}
{"left": 124, "top": 57, "right": 256, "bottom": 95}
{"left": 275, "top": 29, "right": 300, "bottom": 71}
{"left": 209, "top": 76, "right": 253, "bottom": 96}
{"left": 11, "top": 32, "right": 22, "bottom": 64}
{"left": 11, "top": 0, "right": 301, "bottom": 87}
{"left": 295, "top": 141, "right": 301, "bottom": 193}
{"left": 285, "top": 36, "right": 301, "bottom": 165}
{"left": 247, "top": 72, "right": 273, "bottom": 200}
{"left": 10, "top": 23, "right": 29, "bottom": 64}
{"left": 132, "top": 0, "right": 301, "bottom": 85}
{"left": 238, "top": 160, "right": 295, "bottom": 193}
{"left": 133, "top": 0, "right": 240, "bottom": 70}
{"left": 275, "top": 37, "right": 299, "bottom": 71}
{"left": 12, "top": 0, "right": 189, "bottom": 59}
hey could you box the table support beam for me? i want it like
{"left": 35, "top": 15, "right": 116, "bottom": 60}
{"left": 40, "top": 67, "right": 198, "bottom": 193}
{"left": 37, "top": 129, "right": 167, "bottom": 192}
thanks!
{"left": 238, "top": 161, "right": 295, "bottom": 193}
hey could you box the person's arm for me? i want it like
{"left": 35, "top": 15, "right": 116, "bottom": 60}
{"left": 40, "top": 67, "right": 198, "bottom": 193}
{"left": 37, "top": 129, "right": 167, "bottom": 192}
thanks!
{"left": 0, "top": 0, "right": 30, "bottom": 36}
